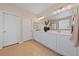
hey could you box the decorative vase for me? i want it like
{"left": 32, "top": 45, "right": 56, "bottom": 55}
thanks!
{"left": 44, "top": 26, "right": 50, "bottom": 32}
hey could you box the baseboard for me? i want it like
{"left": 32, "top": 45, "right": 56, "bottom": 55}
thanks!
{"left": 22, "top": 39, "right": 33, "bottom": 42}
{"left": 22, "top": 39, "right": 34, "bottom": 43}
{"left": 3, "top": 43, "right": 19, "bottom": 48}
{"left": 2, "top": 39, "right": 32, "bottom": 48}
{"left": 18, "top": 39, "right": 33, "bottom": 45}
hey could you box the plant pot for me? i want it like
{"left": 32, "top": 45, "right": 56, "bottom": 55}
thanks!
{"left": 44, "top": 26, "right": 50, "bottom": 32}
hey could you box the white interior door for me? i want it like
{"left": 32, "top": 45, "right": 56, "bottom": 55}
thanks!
{"left": 3, "top": 13, "right": 21, "bottom": 46}
{"left": 23, "top": 17, "right": 32, "bottom": 41}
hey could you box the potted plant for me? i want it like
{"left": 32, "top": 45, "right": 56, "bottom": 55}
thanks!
{"left": 44, "top": 20, "right": 50, "bottom": 32}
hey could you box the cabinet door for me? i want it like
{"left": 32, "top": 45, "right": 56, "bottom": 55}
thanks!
{"left": 77, "top": 47, "right": 79, "bottom": 56}
{"left": 57, "top": 35, "right": 77, "bottom": 56}
{"left": 33, "top": 32, "right": 38, "bottom": 41}
{"left": 33, "top": 32, "right": 57, "bottom": 51}
{"left": 0, "top": 12, "right": 3, "bottom": 48}
{"left": 76, "top": 46, "right": 79, "bottom": 56}
{"left": 3, "top": 13, "right": 21, "bottom": 46}
{"left": 43, "top": 33, "right": 57, "bottom": 51}
{"left": 33, "top": 32, "right": 45, "bottom": 43}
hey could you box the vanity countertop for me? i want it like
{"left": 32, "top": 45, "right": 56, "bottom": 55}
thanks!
{"left": 47, "top": 30, "right": 72, "bottom": 36}
{"left": 34, "top": 30, "right": 72, "bottom": 36}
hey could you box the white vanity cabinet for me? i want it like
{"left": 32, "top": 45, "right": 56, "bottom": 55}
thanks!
{"left": 56, "top": 34, "right": 77, "bottom": 56}
{"left": 33, "top": 32, "right": 57, "bottom": 51}
{"left": 41, "top": 32, "right": 57, "bottom": 51}
{"left": 33, "top": 32, "right": 44, "bottom": 43}
{"left": 76, "top": 47, "right": 79, "bottom": 56}
{"left": 33, "top": 31, "right": 77, "bottom": 56}
{"left": 76, "top": 46, "right": 79, "bottom": 56}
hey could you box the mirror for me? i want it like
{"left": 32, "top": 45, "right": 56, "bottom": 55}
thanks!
{"left": 32, "top": 16, "right": 73, "bottom": 33}
{"left": 49, "top": 17, "right": 72, "bottom": 30}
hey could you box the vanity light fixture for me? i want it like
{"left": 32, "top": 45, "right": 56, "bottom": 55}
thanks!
{"left": 52, "top": 4, "right": 73, "bottom": 15}
{"left": 38, "top": 16, "right": 44, "bottom": 20}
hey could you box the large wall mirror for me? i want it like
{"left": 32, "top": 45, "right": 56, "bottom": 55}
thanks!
{"left": 49, "top": 17, "right": 72, "bottom": 31}
{"left": 32, "top": 16, "right": 73, "bottom": 32}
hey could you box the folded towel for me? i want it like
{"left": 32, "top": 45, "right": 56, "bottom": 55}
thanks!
{"left": 71, "top": 14, "right": 79, "bottom": 47}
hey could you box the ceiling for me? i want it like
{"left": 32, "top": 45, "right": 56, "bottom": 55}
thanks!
{"left": 15, "top": 3, "right": 64, "bottom": 14}
{"left": 15, "top": 3, "right": 54, "bottom": 14}
{"left": 15, "top": 3, "right": 70, "bottom": 17}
